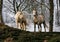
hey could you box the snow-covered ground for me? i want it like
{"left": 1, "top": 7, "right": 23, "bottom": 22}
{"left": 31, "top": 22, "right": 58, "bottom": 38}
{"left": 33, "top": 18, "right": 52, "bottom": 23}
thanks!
{"left": 5, "top": 22, "right": 60, "bottom": 32}
{"left": 53, "top": 25, "right": 60, "bottom": 32}
{"left": 5, "top": 23, "right": 49, "bottom": 32}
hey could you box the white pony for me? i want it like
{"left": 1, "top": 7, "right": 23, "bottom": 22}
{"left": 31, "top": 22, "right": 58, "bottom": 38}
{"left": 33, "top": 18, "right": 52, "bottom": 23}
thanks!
{"left": 14, "top": 11, "right": 27, "bottom": 30}
{"left": 14, "top": 11, "right": 21, "bottom": 29}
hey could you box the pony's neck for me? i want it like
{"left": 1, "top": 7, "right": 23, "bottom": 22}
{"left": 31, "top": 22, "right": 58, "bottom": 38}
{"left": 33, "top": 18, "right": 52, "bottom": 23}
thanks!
{"left": 34, "top": 15, "right": 38, "bottom": 19}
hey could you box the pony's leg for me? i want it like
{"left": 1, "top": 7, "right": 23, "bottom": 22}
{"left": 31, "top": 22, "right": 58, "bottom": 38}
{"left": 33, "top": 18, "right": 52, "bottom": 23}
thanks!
{"left": 19, "top": 23, "right": 21, "bottom": 29}
{"left": 22, "top": 23, "right": 24, "bottom": 30}
{"left": 43, "top": 21, "right": 46, "bottom": 32}
{"left": 20, "top": 24, "right": 21, "bottom": 30}
{"left": 39, "top": 24, "right": 42, "bottom": 32}
{"left": 34, "top": 23, "right": 36, "bottom": 32}
{"left": 16, "top": 21, "right": 19, "bottom": 28}
{"left": 38, "top": 24, "right": 40, "bottom": 32}
{"left": 20, "top": 24, "right": 23, "bottom": 30}
{"left": 23, "top": 23, "right": 26, "bottom": 31}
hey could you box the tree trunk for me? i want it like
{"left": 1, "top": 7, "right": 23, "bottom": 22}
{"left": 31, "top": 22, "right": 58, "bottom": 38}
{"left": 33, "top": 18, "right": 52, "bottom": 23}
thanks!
{"left": 57, "top": 0, "right": 60, "bottom": 25}
{"left": 49, "top": 0, "right": 54, "bottom": 32}
{"left": 0, "top": 0, "right": 4, "bottom": 23}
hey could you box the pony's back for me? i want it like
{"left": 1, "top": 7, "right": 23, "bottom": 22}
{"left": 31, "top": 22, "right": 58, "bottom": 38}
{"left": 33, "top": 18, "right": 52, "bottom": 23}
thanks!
{"left": 38, "top": 14, "right": 45, "bottom": 22}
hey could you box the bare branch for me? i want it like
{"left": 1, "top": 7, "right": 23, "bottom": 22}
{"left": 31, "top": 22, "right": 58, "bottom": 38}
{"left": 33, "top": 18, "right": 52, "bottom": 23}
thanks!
{"left": 8, "top": 0, "right": 13, "bottom": 5}
{"left": 22, "top": 5, "right": 28, "bottom": 11}
{"left": 41, "top": 3, "right": 50, "bottom": 10}
{"left": 18, "top": 1, "right": 23, "bottom": 8}
{"left": 35, "top": 1, "right": 50, "bottom": 10}
{"left": 13, "top": 0, "right": 16, "bottom": 13}
{"left": 3, "top": 5, "right": 14, "bottom": 13}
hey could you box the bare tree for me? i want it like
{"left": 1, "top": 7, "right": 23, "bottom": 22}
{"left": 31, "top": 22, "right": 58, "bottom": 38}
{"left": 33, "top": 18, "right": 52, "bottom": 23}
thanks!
{"left": 8, "top": 0, "right": 29, "bottom": 13}
{"left": 57, "top": 0, "right": 60, "bottom": 25}
{"left": 7, "top": 0, "right": 50, "bottom": 14}
{"left": 49, "top": 0, "right": 54, "bottom": 32}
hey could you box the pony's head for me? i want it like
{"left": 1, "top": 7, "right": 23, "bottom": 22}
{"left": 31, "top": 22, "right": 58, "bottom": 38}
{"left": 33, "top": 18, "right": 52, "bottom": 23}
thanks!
{"left": 33, "top": 8, "right": 36, "bottom": 10}
{"left": 33, "top": 8, "right": 37, "bottom": 15}
{"left": 20, "top": 11, "right": 23, "bottom": 15}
